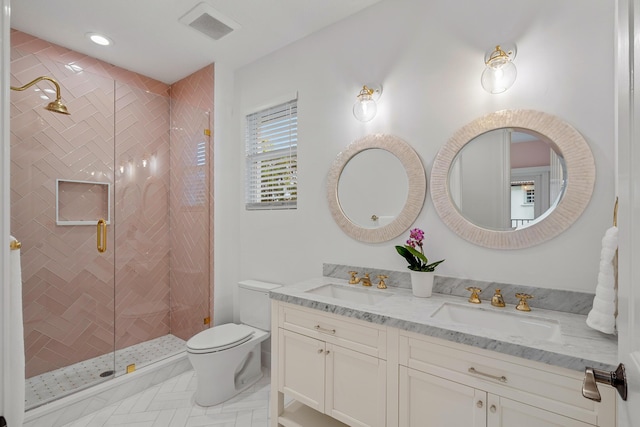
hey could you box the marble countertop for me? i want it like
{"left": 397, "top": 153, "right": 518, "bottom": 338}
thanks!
{"left": 269, "top": 277, "right": 618, "bottom": 373}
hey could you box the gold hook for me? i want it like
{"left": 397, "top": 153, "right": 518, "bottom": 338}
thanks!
{"left": 9, "top": 239, "right": 21, "bottom": 250}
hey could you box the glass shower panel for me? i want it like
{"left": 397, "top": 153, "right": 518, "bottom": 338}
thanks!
{"left": 169, "top": 99, "right": 211, "bottom": 342}
{"left": 10, "top": 52, "right": 116, "bottom": 409}
{"left": 113, "top": 82, "right": 177, "bottom": 374}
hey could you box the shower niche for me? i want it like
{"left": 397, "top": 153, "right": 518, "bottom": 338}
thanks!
{"left": 56, "top": 179, "right": 110, "bottom": 225}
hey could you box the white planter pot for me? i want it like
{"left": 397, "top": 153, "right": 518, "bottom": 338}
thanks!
{"left": 410, "top": 271, "right": 434, "bottom": 297}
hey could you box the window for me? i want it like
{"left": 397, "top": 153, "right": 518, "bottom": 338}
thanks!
{"left": 525, "top": 187, "right": 535, "bottom": 204}
{"left": 245, "top": 98, "right": 298, "bottom": 210}
{"left": 183, "top": 140, "right": 207, "bottom": 208}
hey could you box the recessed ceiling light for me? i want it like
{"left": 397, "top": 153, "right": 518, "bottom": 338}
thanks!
{"left": 86, "top": 33, "right": 113, "bottom": 46}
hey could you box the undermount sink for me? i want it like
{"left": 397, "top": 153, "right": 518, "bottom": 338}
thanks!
{"left": 305, "top": 284, "right": 393, "bottom": 305}
{"left": 431, "top": 302, "right": 563, "bottom": 344}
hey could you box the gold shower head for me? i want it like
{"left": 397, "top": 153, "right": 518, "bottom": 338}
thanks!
{"left": 10, "top": 76, "right": 71, "bottom": 115}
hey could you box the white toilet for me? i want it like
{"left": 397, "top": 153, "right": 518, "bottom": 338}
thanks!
{"left": 186, "top": 280, "right": 281, "bottom": 407}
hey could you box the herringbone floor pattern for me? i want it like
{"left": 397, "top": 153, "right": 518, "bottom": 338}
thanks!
{"left": 62, "top": 369, "right": 271, "bottom": 427}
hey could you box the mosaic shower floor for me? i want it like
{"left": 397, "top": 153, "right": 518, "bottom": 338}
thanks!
{"left": 26, "top": 334, "right": 186, "bottom": 410}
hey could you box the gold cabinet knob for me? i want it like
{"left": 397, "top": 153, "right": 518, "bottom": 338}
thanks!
{"left": 490, "top": 405, "right": 497, "bottom": 413}
{"left": 377, "top": 275, "right": 388, "bottom": 289}
{"left": 466, "top": 287, "right": 482, "bottom": 304}
{"left": 515, "top": 293, "right": 534, "bottom": 311}
{"left": 476, "top": 400, "right": 484, "bottom": 409}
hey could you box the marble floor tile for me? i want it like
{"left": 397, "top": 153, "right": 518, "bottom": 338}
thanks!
{"left": 27, "top": 334, "right": 186, "bottom": 410}
{"left": 62, "top": 369, "right": 272, "bottom": 427}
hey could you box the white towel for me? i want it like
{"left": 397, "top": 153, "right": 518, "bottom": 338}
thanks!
{"left": 586, "top": 226, "right": 618, "bottom": 334}
{"left": 6, "top": 236, "right": 25, "bottom": 427}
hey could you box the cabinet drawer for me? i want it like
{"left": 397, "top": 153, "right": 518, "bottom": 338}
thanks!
{"left": 398, "top": 331, "right": 615, "bottom": 426}
{"left": 279, "top": 303, "right": 386, "bottom": 359}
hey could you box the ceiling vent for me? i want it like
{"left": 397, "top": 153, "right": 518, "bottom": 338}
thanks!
{"left": 179, "top": 2, "right": 241, "bottom": 41}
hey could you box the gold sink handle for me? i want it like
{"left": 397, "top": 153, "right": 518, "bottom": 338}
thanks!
{"left": 348, "top": 271, "right": 359, "bottom": 284}
{"left": 377, "top": 275, "right": 388, "bottom": 289}
{"left": 465, "top": 287, "right": 482, "bottom": 304}
{"left": 515, "top": 293, "right": 533, "bottom": 311}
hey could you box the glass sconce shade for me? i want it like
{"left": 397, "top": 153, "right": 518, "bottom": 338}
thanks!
{"left": 481, "top": 45, "right": 517, "bottom": 94}
{"left": 353, "top": 85, "right": 381, "bottom": 122}
{"left": 353, "top": 97, "right": 377, "bottom": 122}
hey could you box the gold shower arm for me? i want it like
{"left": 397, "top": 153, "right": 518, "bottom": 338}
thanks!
{"left": 11, "top": 76, "right": 61, "bottom": 97}
{"left": 10, "top": 76, "right": 70, "bottom": 115}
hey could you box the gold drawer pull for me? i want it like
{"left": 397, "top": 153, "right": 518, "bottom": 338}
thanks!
{"left": 468, "top": 367, "right": 507, "bottom": 383}
{"left": 314, "top": 325, "right": 336, "bottom": 334}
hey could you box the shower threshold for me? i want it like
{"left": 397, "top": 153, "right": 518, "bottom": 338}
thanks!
{"left": 25, "top": 334, "right": 186, "bottom": 410}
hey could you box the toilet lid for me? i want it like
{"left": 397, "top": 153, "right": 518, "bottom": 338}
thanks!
{"left": 187, "top": 323, "right": 255, "bottom": 353}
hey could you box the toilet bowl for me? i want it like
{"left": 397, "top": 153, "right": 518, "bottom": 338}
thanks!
{"left": 186, "top": 280, "right": 281, "bottom": 407}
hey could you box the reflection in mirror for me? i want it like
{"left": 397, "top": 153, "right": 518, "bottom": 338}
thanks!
{"left": 327, "top": 134, "right": 426, "bottom": 243}
{"left": 449, "top": 129, "right": 566, "bottom": 231}
{"left": 338, "top": 149, "right": 408, "bottom": 228}
{"left": 430, "top": 110, "right": 595, "bottom": 249}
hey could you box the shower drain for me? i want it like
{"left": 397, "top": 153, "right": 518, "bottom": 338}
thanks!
{"left": 99, "top": 370, "right": 115, "bottom": 377}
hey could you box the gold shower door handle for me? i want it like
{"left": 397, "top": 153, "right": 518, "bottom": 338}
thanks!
{"left": 97, "top": 219, "right": 107, "bottom": 253}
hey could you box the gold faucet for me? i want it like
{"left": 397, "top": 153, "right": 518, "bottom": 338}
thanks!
{"left": 466, "top": 287, "right": 482, "bottom": 304}
{"left": 359, "top": 273, "right": 372, "bottom": 287}
{"left": 515, "top": 293, "right": 533, "bottom": 311}
{"left": 348, "top": 271, "right": 372, "bottom": 286}
{"left": 377, "top": 275, "right": 388, "bottom": 289}
{"left": 491, "top": 289, "right": 505, "bottom": 307}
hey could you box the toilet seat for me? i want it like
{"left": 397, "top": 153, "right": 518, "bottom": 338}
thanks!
{"left": 187, "top": 323, "right": 256, "bottom": 354}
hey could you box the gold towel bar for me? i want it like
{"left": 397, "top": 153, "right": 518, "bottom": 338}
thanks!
{"left": 10, "top": 239, "right": 21, "bottom": 250}
{"left": 613, "top": 197, "right": 619, "bottom": 227}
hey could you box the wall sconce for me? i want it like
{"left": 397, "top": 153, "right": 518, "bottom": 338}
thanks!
{"left": 353, "top": 85, "right": 382, "bottom": 122}
{"left": 481, "top": 44, "right": 517, "bottom": 94}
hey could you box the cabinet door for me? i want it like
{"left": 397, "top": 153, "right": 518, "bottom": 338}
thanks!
{"left": 487, "top": 395, "right": 593, "bottom": 427}
{"left": 278, "top": 329, "right": 326, "bottom": 412}
{"left": 399, "top": 366, "right": 487, "bottom": 427}
{"left": 325, "top": 343, "right": 386, "bottom": 427}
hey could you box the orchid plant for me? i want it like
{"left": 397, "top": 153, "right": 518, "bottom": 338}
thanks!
{"left": 395, "top": 228, "right": 445, "bottom": 272}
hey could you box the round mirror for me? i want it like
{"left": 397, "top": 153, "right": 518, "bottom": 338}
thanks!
{"left": 449, "top": 128, "right": 566, "bottom": 231}
{"left": 338, "top": 149, "right": 409, "bottom": 228}
{"left": 431, "top": 110, "right": 595, "bottom": 249}
{"left": 327, "top": 134, "right": 426, "bottom": 243}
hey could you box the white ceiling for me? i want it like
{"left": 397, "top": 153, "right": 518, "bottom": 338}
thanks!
{"left": 10, "top": 0, "right": 382, "bottom": 84}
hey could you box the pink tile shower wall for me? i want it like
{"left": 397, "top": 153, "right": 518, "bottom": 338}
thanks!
{"left": 169, "top": 65, "right": 214, "bottom": 341}
{"left": 114, "top": 82, "right": 171, "bottom": 351}
{"left": 10, "top": 48, "right": 118, "bottom": 378}
{"left": 11, "top": 30, "right": 173, "bottom": 377}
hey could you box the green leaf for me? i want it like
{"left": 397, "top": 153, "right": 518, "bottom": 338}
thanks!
{"left": 405, "top": 245, "right": 428, "bottom": 264}
{"left": 395, "top": 245, "right": 420, "bottom": 269}
{"left": 424, "top": 259, "right": 445, "bottom": 272}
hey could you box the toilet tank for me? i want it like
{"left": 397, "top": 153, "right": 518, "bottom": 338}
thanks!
{"left": 238, "top": 280, "right": 281, "bottom": 330}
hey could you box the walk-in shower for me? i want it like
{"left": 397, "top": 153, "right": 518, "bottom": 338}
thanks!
{"left": 10, "top": 31, "right": 213, "bottom": 410}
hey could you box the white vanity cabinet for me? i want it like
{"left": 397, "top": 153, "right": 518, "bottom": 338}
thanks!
{"left": 272, "top": 302, "right": 387, "bottom": 427}
{"left": 397, "top": 330, "right": 616, "bottom": 427}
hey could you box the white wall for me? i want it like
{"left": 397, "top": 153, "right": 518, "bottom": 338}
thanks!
{"left": 214, "top": 0, "right": 614, "bottom": 321}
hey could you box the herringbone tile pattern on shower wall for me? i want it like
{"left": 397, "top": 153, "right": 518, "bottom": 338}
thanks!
{"left": 10, "top": 50, "right": 117, "bottom": 378}
{"left": 169, "top": 66, "right": 213, "bottom": 341}
{"left": 114, "top": 82, "right": 171, "bottom": 351}
{"left": 11, "top": 29, "right": 214, "bottom": 380}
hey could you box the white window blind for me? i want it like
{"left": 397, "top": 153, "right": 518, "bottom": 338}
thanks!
{"left": 245, "top": 98, "right": 298, "bottom": 210}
